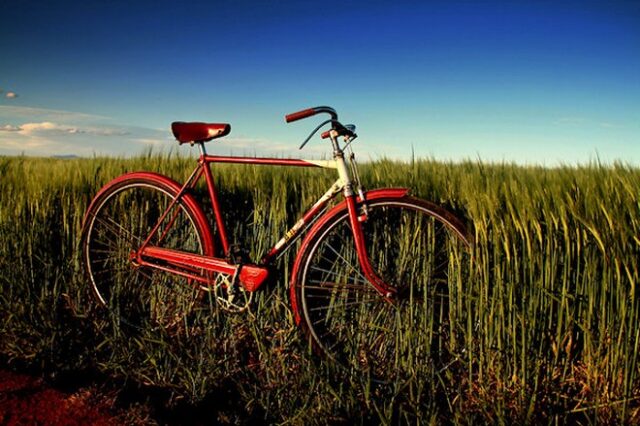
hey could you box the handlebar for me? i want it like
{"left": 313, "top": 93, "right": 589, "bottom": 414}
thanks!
{"left": 285, "top": 106, "right": 338, "bottom": 123}
{"left": 286, "top": 106, "right": 356, "bottom": 149}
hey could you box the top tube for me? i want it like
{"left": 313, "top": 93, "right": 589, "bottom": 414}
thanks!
{"left": 201, "top": 155, "right": 338, "bottom": 169}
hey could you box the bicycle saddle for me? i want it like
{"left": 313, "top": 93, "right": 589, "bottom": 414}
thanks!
{"left": 171, "top": 122, "right": 231, "bottom": 144}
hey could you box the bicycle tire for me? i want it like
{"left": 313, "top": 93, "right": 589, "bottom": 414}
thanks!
{"left": 81, "top": 173, "right": 213, "bottom": 331}
{"left": 293, "top": 196, "right": 471, "bottom": 380}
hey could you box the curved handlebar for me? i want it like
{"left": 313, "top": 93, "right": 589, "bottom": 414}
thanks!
{"left": 286, "top": 106, "right": 356, "bottom": 149}
{"left": 285, "top": 106, "right": 338, "bottom": 123}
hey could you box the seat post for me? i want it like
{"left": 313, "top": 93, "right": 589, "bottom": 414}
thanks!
{"left": 197, "top": 141, "right": 207, "bottom": 156}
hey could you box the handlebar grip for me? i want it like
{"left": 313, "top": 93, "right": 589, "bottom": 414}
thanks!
{"left": 285, "top": 108, "right": 317, "bottom": 123}
{"left": 320, "top": 130, "right": 330, "bottom": 139}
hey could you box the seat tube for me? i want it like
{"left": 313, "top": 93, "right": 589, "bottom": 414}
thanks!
{"left": 201, "top": 154, "right": 231, "bottom": 256}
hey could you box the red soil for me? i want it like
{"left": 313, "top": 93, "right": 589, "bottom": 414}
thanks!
{"left": 0, "top": 369, "right": 118, "bottom": 425}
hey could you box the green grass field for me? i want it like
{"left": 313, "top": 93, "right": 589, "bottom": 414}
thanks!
{"left": 1, "top": 154, "right": 639, "bottom": 424}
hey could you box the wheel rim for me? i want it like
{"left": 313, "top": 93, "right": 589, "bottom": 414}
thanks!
{"left": 299, "top": 200, "right": 471, "bottom": 379}
{"left": 84, "top": 182, "right": 205, "bottom": 331}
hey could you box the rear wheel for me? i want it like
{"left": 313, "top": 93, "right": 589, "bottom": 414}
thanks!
{"left": 81, "top": 175, "right": 210, "bottom": 331}
{"left": 294, "top": 197, "right": 471, "bottom": 380}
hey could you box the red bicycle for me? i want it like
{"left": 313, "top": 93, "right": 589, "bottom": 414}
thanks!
{"left": 81, "top": 106, "right": 471, "bottom": 377}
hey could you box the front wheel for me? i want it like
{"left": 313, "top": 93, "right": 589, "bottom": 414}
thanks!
{"left": 293, "top": 196, "right": 472, "bottom": 380}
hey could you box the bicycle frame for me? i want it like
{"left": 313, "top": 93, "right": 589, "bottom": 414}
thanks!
{"left": 81, "top": 106, "right": 473, "bottom": 379}
{"left": 132, "top": 138, "right": 399, "bottom": 297}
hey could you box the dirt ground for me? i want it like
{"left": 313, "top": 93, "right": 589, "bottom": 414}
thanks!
{"left": 0, "top": 369, "right": 121, "bottom": 425}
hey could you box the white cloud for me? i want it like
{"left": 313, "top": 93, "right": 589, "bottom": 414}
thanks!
{"left": 16, "top": 121, "right": 129, "bottom": 137}
{"left": 19, "top": 122, "right": 71, "bottom": 134}
{"left": 0, "top": 89, "right": 18, "bottom": 99}
{"left": 0, "top": 124, "right": 21, "bottom": 132}
{"left": 0, "top": 106, "right": 296, "bottom": 158}
{"left": 0, "top": 118, "right": 168, "bottom": 157}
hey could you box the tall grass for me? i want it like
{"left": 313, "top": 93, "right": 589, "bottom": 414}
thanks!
{"left": 0, "top": 153, "right": 639, "bottom": 423}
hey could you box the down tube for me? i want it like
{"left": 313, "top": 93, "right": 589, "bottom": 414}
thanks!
{"left": 261, "top": 179, "right": 343, "bottom": 264}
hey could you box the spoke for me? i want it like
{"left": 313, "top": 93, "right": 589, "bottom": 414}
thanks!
{"left": 297, "top": 200, "right": 471, "bottom": 379}
{"left": 307, "top": 297, "right": 381, "bottom": 312}
{"left": 312, "top": 316, "right": 393, "bottom": 333}
{"left": 89, "top": 252, "right": 132, "bottom": 264}
{"left": 306, "top": 293, "right": 370, "bottom": 301}
{"left": 89, "top": 247, "right": 131, "bottom": 256}
{"left": 304, "top": 279, "right": 373, "bottom": 290}
{"left": 91, "top": 264, "right": 136, "bottom": 276}
{"left": 308, "top": 264, "right": 362, "bottom": 284}
{"left": 156, "top": 205, "right": 185, "bottom": 246}
{"left": 84, "top": 181, "right": 209, "bottom": 331}
{"left": 318, "top": 237, "right": 367, "bottom": 283}
{"left": 129, "top": 267, "right": 156, "bottom": 282}
{"left": 91, "top": 232, "right": 131, "bottom": 251}
{"left": 304, "top": 281, "right": 378, "bottom": 294}
{"left": 94, "top": 216, "right": 144, "bottom": 245}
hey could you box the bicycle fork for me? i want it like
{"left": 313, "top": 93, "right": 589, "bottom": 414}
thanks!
{"left": 333, "top": 140, "right": 398, "bottom": 301}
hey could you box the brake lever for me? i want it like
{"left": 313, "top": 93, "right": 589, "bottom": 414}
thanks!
{"left": 343, "top": 124, "right": 357, "bottom": 141}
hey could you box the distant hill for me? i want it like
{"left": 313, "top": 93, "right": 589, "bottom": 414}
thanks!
{"left": 52, "top": 154, "right": 79, "bottom": 159}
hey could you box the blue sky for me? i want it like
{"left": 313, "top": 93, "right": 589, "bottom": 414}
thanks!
{"left": 1, "top": 0, "right": 638, "bottom": 164}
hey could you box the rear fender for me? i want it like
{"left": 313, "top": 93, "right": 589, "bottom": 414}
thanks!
{"left": 83, "top": 171, "right": 215, "bottom": 256}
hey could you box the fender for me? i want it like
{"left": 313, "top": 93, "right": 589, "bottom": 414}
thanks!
{"left": 289, "top": 187, "right": 409, "bottom": 324}
{"left": 83, "top": 171, "right": 215, "bottom": 257}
